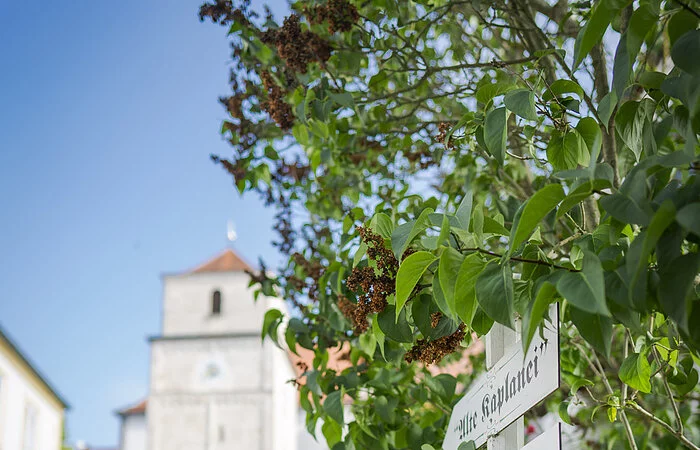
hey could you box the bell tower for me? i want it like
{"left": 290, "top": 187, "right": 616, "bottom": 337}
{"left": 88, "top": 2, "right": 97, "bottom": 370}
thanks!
{"left": 145, "top": 249, "right": 298, "bottom": 450}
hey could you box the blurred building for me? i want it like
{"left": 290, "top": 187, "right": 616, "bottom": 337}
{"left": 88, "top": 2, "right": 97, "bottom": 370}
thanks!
{"left": 115, "top": 249, "right": 325, "bottom": 450}
{"left": 0, "top": 324, "right": 68, "bottom": 450}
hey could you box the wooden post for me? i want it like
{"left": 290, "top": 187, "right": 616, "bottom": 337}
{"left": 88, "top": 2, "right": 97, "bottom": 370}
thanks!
{"left": 485, "top": 323, "right": 524, "bottom": 450}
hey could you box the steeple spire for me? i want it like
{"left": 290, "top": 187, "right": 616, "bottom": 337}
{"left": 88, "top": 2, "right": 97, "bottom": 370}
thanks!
{"left": 226, "top": 219, "right": 238, "bottom": 245}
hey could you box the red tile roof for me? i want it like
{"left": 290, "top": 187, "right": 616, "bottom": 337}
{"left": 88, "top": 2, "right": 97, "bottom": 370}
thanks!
{"left": 288, "top": 343, "right": 354, "bottom": 379}
{"left": 116, "top": 399, "right": 147, "bottom": 416}
{"left": 188, "top": 249, "right": 252, "bottom": 273}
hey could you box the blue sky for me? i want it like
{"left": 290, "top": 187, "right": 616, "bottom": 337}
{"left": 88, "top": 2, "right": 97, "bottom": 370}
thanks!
{"left": 0, "top": 0, "right": 288, "bottom": 445}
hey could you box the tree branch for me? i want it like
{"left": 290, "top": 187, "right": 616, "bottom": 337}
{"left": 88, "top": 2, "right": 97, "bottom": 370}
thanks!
{"left": 590, "top": 42, "right": 620, "bottom": 188}
{"left": 460, "top": 247, "right": 580, "bottom": 272}
{"left": 584, "top": 346, "right": 639, "bottom": 450}
{"left": 627, "top": 402, "right": 700, "bottom": 450}
{"left": 674, "top": 0, "right": 700, "bottom": 19}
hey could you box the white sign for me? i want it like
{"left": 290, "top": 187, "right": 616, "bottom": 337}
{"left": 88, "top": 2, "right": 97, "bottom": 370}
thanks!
{"left": 443, "top": 305, "right": 560, "bottom": 450}
{"left": 523, "top": 423, "right": 561, "bottom": 450}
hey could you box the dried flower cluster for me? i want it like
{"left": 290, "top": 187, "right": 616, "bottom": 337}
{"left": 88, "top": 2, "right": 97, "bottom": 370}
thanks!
{"left": 220, "top": 94, "right": 244, "bottom": 120}
{"left": 211, "top": 154, "right": 246, "bottom": 185}
{"left": 337, "top": 294, "right": 361, "bottom": 330}
{"left": 261, "top": 14, "right": 331, "bottom": 74}
{"left": 198, "top": 0, "right": 234, "bottom": 24}
{"left": 290, "top": 252, "right": 324, "bottom": 301}
{"left": 199, "top": 0, "right": 254, "bottom": 26}
{"left": 305, "top": 0, "right": 360, "bottom": 33}
{"left": 430, "top": 311, "right": 443, "bottom": 329}
{"left": 404, "top": 145, "right": 435, "bottom": 169}
{"left": 260, "top": 71, "right": 295, "bottom": 129}
{"left": 277, "top": 160, "right": 310, "bottom": 182}
{"left": 405, "top": 323, "right": 467, "bottom": 365}
{"left": 346, "top": 226, "right": 400, "bottom": 332}
{"left": 436, "top": 122, "right": 456, "bottom": 150}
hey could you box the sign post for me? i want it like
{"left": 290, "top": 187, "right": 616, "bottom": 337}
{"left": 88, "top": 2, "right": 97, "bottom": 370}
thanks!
{"left": 522, "top": 424, "right": 562, "bottom": 450}
{"left": 443, "top": 305, "right": 560, "bottom": 450}
{"left": 485, "top": 323, "right": 524, "bottom": 450}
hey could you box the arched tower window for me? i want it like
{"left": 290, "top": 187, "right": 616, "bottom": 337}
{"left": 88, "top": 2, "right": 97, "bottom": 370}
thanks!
{"left": 212, "top": 290, "right": 222, "bottom": 315}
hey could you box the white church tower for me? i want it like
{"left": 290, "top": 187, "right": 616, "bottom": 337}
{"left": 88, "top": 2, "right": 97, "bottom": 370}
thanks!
{"left": 117, "top": 249, "right": 299, "bottom": 450}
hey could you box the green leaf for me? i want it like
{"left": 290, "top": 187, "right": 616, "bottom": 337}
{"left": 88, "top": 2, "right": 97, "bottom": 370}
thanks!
{"left": 668, "top": 9, "right": 699, "bottom": 47}
{"left": 472, "top": 201, "right": 484, "bottom": 242}
{"left": 262, "top": 308, "right": 284, "bottom": 343}
{"left": 557, "top": 251, "right": 610, "bottom": 316}
{"left": 458, "top": 442, "right": 477, "bottom": 450}
{"left": 510, "top": 184, "right": 565, "bottom": 252}
{"left": 475, "top": 261, "right": 515, "bottom": 329}
{"left": 615, "top": 99, "right": 655, "bottom": 161}
{"left": 504, "top": 88, "right": 538, "bottom": 120}
{"left": 435, "top": 214, "right": 451, "bottom": 249}
{"left": 432, "top": 269, "right": 450, "bottom": 316}
{"left": 285, "top": 325, "right": 298, "bottom": 355}
{"left": 306, "top": 371, "right": 322, "bottom": 396}
{"left": 619, "top": 352, "right": 652, "bottom": 393}
{"left": 522, "top": 282, "right": 557, "bottom": 353}
{"left": 439, "top": 247, "right": 465, "bottom": 319}
{"left": 472, "top": 307, "right": 494, "bottom": 335}
{"left": 576, "top": 117, "right": 602, "bottom": 165}
{"left": 374, "top": 395, "right": 397, "bottom": 424}
{"left": 672, "top": 29, "right": 700, "bottom": 77}
{"left": 377, "top": 305, "right": 414, "bottom": 343}
{"left": 662, "top": 74, "right": 700, "bottom": 115}
{"left": 675, "top": 367, "right": 699, "bottom": 396}
{"left": 329, "top": 92, "right": 354, "bottom": 108}
{"left": 627, "top": 1, "right": 659, "bottom": 68}
{"left": 454, "top": 254, "right": 486, "bottom": 325}
{"left": 658, "top": 253, "right": 700, "bottom": 333}
{"left": 571, "top": 378, "right": 594, "bottom": 396}
{"left": 428, "top": 213, "right": 461, "bottom": 229}
{"left": 676, "top": 203, "right": 700, "bottom": 237}
{"left": 396, "top": 251, "right": 438, "bottom": 319}
{"left": 372, "top": 317, "right": 387, "bottom": 361}
{"left": 542, "top": 80, "right": 584, "bottom": 101}
{"left": 574, "top": 0, "right": 629, "bottom": 67}
{"left": 324, "top": 390, "right": 344, "bottom": 424}
{"left": 322, "top": 418, "right": 343, "bottom": 447}
{"left": 570, "top": 307, "right": 613, "bottom": 358}
{"left": 370, "top": 213, "right": 394, "bottom": 239}
{"left": 484, "top": 107, "right": 508, "bottom": 165}
{"left": 547, "top": 130, "right": 583, "bottom": 171}
{"left": 598, "top": 91, "right": 618, "bottom": 126}
{"left": 476, "top": 82, "right": 516, "bottom": 104}
{"left": 391, "top": 221, "right": 414, "bottom": 257}
{"left": 435, "top": 373, "right": 457, "bottom": 401}
{"left": 613, "top": 32, "right": 633, "bottom": 98}
{"left": 483, "top": 217, "right": 509, "bottom": 236}
{"left": 413, "top": 294, "right": 458, "bottom": 339}
{"left": 600, "top": 166, "right": 652, "bottom": 225}
{"left": 557, "top": 179, "right": 612, "bottom": 219}
{"left": 559, "top": 401, "right": 573, "bottom": 426}
{"left": 391, "top": 207, "right": 434, "bottom": 259}
{"left": 625, "top": 200, "right": 676, "bottom": 310}
{"left": 601, "top": 193, "right": 651, "bottom": 225}
{"left": 353, "top": 242, "right": 367, "bottom": 267}
{"left": 456, "top": 190, "right": 473, "bottom": 230}
{"left": 639, "top": 71, "right": 666, "bottom": 91}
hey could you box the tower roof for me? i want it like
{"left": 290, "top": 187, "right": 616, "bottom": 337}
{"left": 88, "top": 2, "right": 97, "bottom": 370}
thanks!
{"left": 188, "top": 249, "right": 252, "bottom": 274}
{"left": 115, "top": 399, "right": 147, "bottom": 416}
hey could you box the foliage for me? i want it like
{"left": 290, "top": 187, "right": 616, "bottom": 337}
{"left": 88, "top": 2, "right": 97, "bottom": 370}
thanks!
{"left": 201, "top": 0, "right": 700, "bottom": 448}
